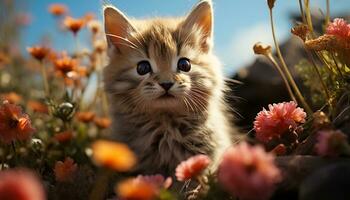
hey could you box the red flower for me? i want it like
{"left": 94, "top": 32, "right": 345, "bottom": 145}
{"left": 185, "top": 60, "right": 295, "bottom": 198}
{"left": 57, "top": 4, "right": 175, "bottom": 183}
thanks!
{"left": 326, "top": 18, "right": 350, "bottom": 39}
{"left": 175, "top": 154, "right": 211, "bottom": 181}
{"left": 315, "top": 130, "right": 349, "bottom": 157}
{"left": 254, "top": 101, "right": 306, "bottom": 143}
{"left": 0, "top": 101, "right": 35, "bottom": 144}
{"left": 54, "top": 157, "right": 78, "bottom": 182}
{"left": 218, "top": 142, "right": 282, "bottom": 200}
{"left": 53, "top": 131, "right": 73, "bottom": 143}
{"left": 0, "top": 169, "right": 45, "bottom": 200}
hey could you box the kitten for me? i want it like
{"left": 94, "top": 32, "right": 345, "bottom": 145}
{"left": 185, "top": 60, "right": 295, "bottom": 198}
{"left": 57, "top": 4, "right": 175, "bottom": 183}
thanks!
{"left": 103, "top": 0, "right": 239, "bottom": 176}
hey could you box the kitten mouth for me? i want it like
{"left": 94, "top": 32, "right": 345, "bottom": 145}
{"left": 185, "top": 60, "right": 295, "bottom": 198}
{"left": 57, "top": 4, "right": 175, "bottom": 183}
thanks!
{"left": 158, "top": 93, "right": 175, "bottom": 99}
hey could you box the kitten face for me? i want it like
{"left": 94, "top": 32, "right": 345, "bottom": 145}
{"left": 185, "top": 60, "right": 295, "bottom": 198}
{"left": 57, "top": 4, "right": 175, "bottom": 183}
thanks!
{"left": 104, "top": 1, "right": 221, "bottom": 114}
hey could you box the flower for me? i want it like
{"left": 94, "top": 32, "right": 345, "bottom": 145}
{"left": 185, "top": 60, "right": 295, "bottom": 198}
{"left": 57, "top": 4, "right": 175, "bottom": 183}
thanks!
{"left": 218, "top": 142, "right": 282, "bottom": 200}
{"left": 0, "top": 52, "right": 10, "bottom": 66}
{"left": 315, "top": 130, "right": 349, "bottom": 157}
{"left": 93, "top": 40, "right": 107, "bottom": 54}
{"left": 94, "top": 117, "right": 111, "bottom": 129}
{"left": 326, "top": 18, "right": 350, "bottom": 39}
{"left": 27, "top": 46, "right": 49, "bottom": 61}
{"left": 116, "top": 178, "right": 158, "bottom": 200}
{"left": 48, "top": 3, "right": 68, "bottom": 17}
{"left": 83, "top": 12, "right": 95, "bottom": 22}
{"left": 0, "top": 169, "right": 45, "bottom": 200}
{"left": 76, "top": 111, "right": 95, "bottom": 123}
{"left": 92, "top": 140, "right": 136, "bottom": 171}
{"left": 175, "top": 154, "right": 211, "bottom": 181}
{"left": 1, "top": 92, "right": 22, "bottom": 104}
{"left": 0, "top": 101, "right": 35, "bottom": 144}
{"left": 54, "top": 157, "right": 78, "bottom": 182}
{"left": 291, "top": 23, "right": 309, "bottom": 41}
{"left": 253, "top": 42, "right": 272, "bottom": 56}
{"left": 271, "top": 144, "right": 287, "bottom": 156}
{"left": 305, "top": 34, "right": 344, "bottom": 51}
{"left": 136, "top": 174, "right": 172, "bottom": 189}
{"left": 53, "top": 130, "right": 73, "bottom": 143}
{"left": 27, "top": 101, "right": 48, "bottom": 114}
{"left": 254, "top": 101, "right": 306, "bottom": 143}
{"left": 63, "top": 16, "right": 85, "bottom": 35}
{"left": 54, "top": 56, "right": 77, "bottom": 75}
{"left": 88, "top": 20, "right": 102, "bottom": 35}
{"left": 267, "top": 0, "right": 276, "bottom": 9}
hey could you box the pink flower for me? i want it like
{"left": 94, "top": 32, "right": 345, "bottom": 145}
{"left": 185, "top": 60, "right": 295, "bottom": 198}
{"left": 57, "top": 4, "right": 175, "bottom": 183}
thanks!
{"left": 254, "top": 101, "right": 306, "bottom": 143}
{"left": 175, "top": 154, "right": 211, "bottom": 181}
{"left": 315, "top": 130, "right": 348, "bottom": 157}
{"left": 136, "top": 174, "right": 172, "bottom": 189}
{"left": 218, "top": 142, "right": 282, "bottom": 200}
{"left": 326, "top": 18, "right": 350, "bottom": 39}
{"left": 0, "top": 169, "right": 45, "bottom": 200}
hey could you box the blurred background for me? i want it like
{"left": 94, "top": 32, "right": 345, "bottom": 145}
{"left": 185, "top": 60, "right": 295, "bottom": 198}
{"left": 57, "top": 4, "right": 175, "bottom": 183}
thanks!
{"left": 20, "top": 0, "right": 350, "bottom": 75}
{"left": 2, "top": 0, "right": 350, "bottom": 129}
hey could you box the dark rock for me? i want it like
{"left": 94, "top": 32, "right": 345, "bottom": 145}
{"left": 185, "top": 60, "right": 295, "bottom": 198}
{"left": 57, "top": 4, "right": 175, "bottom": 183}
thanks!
{"left": 299, "top": 163, "right": 350, "bottom": 200}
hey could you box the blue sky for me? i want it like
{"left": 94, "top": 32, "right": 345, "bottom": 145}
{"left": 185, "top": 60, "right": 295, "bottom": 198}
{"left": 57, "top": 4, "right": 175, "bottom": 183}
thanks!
{"left": 23, "top": 0, "right": 350, "bottom": 75}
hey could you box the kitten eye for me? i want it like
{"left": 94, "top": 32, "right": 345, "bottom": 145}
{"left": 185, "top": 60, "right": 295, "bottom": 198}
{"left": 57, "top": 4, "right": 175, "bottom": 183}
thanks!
{"left": 177, "top": 58, "right": 191, "bottom": 72}
{"left": 137, "top": 61, "right": 152, "bottom": 75}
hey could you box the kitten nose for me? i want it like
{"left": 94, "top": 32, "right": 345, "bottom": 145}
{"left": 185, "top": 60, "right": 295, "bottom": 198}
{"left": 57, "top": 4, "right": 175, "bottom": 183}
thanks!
{"left": 159, "top": 82, "right": 174, "bottom": 91}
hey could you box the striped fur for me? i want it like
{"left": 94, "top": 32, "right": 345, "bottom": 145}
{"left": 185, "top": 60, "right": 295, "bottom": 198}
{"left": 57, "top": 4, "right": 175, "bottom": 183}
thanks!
{"left": 103, "top": 0, "right": 238, "bottom": 177}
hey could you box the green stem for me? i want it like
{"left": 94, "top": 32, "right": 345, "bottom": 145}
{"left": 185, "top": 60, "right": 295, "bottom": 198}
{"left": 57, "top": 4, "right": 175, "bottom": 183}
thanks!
{"left": 331, "top": 53, "right": 345, "bottom": 80}
{"left": 89, "top": 169, "right": 111, "bottom": 200}
{"left": 40, "top": 60, "right": 50, "bottom": 97}
{"left": 298, "top": 0, "right": 307, "bottom": 24}
{"left": 267, "top": 54, "right": 297, "bottom": 102}
{"left": 325, "top": 0, "right": 330, "bottom": 26}
{"left": 306, "top": 50, "right": 331, "bottom": 101}
{"left": 11, "top": 141, "right": 17, "bottom": 165}
{"left": 269, "top": 8, "right": 313, "bottom": 114}
{"left": 304, "top": 0, "right": 315, "bottom": 37}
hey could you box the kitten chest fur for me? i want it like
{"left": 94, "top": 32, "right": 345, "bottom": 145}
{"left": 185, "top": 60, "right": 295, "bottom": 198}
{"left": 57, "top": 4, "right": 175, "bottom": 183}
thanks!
{"left": 111, "top": 103, "right": 232, "bottom": 175}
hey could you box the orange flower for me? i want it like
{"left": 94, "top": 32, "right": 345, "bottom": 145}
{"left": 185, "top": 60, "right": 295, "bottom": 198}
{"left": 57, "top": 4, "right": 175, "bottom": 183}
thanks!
{"left": 27, "top": 101, "right": 48, "bottom": 114}
{"left": 0, "top": 52, "right": 10, "bottom": 66}
{"left": 53, "top": 131, "right": 73, "bottom": 143}
{"left": 83, "top": 12, "right": 95, "bottom": 22}
{"left": 175, "top": 154, "right": 211, "bottom": 181}
{"left": 94, "top": 117, "right": 111, "bottom": 129}
{"left": 116, "top": 178, "right": 158, "bottom": 200}
{"left": 88, "top": 20, "right": 102, "bottom": 35}
{"left": 76, "top": 66, "right": 88, "bottom": 77}
{"left": 76, "top": 111, "right": 95, "bottom": 123}
{"left": 54, "top": 157, "right": 78, "bottom": 182}
{"left": 0, "top": 169, "right": 45, "bottom": 200}
{"left": 1, "top": 92, "right": 22, "bottom": 104}
{"left": 63, "top": 16, "right": 85, "bottom": 35}
{"left": 48, "top": 3, "right": 68, "bottom": 17}
{"left": 0, "top": 101, "right": 35, "bottom": 144}
{"left": 54, "top": 56, "right": 77, "bottom": 75}
{"left": 27, "top": 46, "right": 50, "bottom": 61}
{"left": 92, "top": 140, "right": 136, "bottom": 172}
{"left": 93, "top": 40, "right": 107, "bottom": 54}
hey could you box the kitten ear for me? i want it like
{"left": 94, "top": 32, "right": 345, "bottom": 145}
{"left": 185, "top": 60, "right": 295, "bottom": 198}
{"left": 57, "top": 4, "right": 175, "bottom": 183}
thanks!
{"left": 103, "top": 6, "right": 136, "bottom": 50}
{"left": 183, "top": 0, "right": 213, "bottom": 51}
